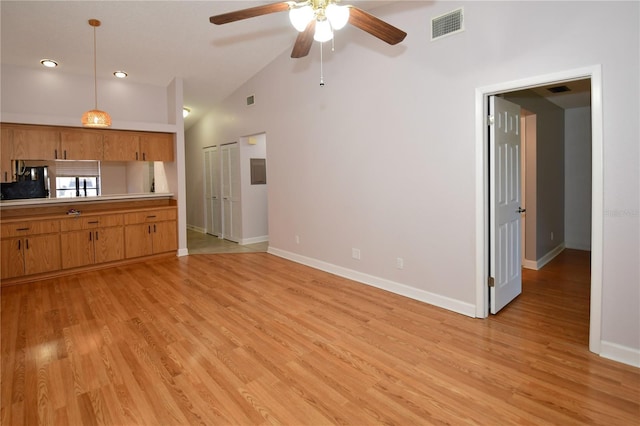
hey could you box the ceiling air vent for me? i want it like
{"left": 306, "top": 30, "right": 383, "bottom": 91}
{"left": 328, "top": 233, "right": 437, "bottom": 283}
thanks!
{"left": 431, "top": 8, "right": 464, "bottom": 41}
{"left": 246, "top": 94, "right": 255, "bottom": 106}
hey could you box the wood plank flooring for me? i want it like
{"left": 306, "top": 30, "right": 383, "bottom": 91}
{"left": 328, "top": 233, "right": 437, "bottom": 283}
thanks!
{"left": 2, "top": 249, "right": 638, "bottom": 425}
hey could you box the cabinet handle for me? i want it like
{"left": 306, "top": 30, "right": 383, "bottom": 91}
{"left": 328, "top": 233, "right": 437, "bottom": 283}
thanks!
{"left": 136, "top": 152, "right": 139, "bottom": 161}
{"left": 89, "top": 231, "right": 92, "bottom": 241}
{"left": 55, "top": 149, "right": 58, "bottom": 159}
{"left": 25, "top": 239, "right": 29, "bottom": 250}
{"left": 95, "top": 231, "right": 99, "bottom": 241}
{"left": 17, "top": 240, "right": 21, "bottom": 250}
{"left": 88, "top": 221, "right": 99, "bottom": 224}
{"left": 64, "top": 150, "right": 67, "bottom": 159}
{"left": 146, "top": 215, "right": 157, "bottom": 219}
{"left": 148, "top": 225, "right": 151, "bottom": 234}
{"left": 16, "top": 227, "right": 30, "bottom": 231}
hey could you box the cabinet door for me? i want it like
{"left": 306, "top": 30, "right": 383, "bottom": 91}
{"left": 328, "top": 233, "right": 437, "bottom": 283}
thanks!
{"left": 125, "top": 224, "right": 153, "bottom": 258}
{"left": 60, "top": 230, "right": 94, "bottom": 269}
{"left": 94, "top": 227, "right": 125, "bottom": 264}
{"left": 1, "top": 127, "right": 13, "bottom": 182}
{"left": 152, "top": 221, "right": 177, "bottom": 254}
{"left": 23, "top": 234, "right": 61, "bottom": 275}
{"left": 1, "top": 238, "right": 25, "bottom": 279}
{"left": 103, "top": 131, "right": 140, "bottom": 161}
{"left": 60, "top": 129, "right": 103, "bottom": 160}
{"left": 140, "top": 133, "right": 174, "bottom": 162}
{"left": 11, "top": 125, "right": 60, "bottom": 160}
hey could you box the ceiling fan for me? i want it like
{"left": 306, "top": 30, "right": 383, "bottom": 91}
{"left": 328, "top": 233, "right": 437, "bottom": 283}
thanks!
{"left": 209, "top": 0, "right": 407, "bottom": 59}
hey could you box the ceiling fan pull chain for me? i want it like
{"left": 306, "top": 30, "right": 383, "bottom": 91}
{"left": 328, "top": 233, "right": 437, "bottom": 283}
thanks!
{"left": 319, "top": 42, "right": 325, "bottom": 87}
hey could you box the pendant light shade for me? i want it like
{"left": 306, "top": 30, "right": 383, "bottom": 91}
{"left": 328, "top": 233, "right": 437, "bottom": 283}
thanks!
{"left": 82, "top": 109, "right": 111, "bottom": 128}
{"left": 82, "top": 19, "right": 111, "bottom": 128}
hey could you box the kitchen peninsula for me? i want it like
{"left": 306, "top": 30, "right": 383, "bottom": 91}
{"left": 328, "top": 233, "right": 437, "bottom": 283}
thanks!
{"left": 1, "top": 193, "right": 178, "bottom": 286}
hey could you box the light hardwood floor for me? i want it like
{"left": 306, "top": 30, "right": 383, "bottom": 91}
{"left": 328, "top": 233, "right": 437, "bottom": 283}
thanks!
{"left": 1, "top": 249, "right": 638, "bottom": 425}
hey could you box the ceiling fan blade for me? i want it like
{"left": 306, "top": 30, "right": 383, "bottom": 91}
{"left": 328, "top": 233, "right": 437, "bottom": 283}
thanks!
{"left": 291, "top": 20, "right": 315, "bottom": 58}
{"left": 210, "top": 2, "right": 291, "bottom": 25}
{"left": 347, "top": 7, "right": 407, "bottom": 45}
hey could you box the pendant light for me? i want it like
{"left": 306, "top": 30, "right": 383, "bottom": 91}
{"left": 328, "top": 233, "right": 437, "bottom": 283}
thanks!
{"left": 81, "top": 19, "right": 111, "bottom": 128}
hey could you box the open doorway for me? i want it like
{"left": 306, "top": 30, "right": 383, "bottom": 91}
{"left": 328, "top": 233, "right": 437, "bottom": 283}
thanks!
{"left": 475, "top": 66, "right": 603, "bottom": 355}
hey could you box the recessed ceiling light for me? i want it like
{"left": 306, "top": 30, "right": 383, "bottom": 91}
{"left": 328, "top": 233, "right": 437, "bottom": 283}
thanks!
{"left": 40, "top": 59, "right": 58, "bottom": 68}
{"left": 113, "top": 71, "right": 128, "bottom": 78}
{"left": 183, "top": 107, "right": 191, "bottom": 118}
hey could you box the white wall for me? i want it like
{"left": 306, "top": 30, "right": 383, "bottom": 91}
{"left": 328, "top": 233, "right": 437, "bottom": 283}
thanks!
{"left": 239, "top": 133, "right": 268, "bottom": 244}
{"left": 185, "top": 1, "right": 638, "bottom": 361}
{"left": 565, "top": 106, "right": 592, "bottom": 250}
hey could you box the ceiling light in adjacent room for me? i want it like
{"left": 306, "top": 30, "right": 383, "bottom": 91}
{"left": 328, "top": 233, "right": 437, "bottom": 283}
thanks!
{"left": 81, "top": 19, "right": 111, "bottom": 128}
{"left": 40, "top": 59, "right": 58, "bottom": 68}
{"left": 113, "top": 71, "right": 128, "bottom": 78}
{"left": 183, "top": 107, "right": 191, "bottom": 118}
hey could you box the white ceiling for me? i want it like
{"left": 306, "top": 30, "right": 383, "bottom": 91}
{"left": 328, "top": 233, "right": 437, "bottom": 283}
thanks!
{"left": 1, "top": 0, "right": 393, "bottom": 127}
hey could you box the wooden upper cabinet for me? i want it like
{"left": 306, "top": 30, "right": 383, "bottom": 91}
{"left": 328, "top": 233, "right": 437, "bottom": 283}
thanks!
{"left": 2, "top": 124, "right": 173, "bottom": 163}
{"left": 11, "top": 124, "right": 60, "bottom": 160}
{"left": 140, "top": 132, "right": 174, "bottom": 162}
{"left": 1, "top": 127, "right": 13, "bottom": 182}
{"left": 103, "top": 131, "right": 140, "bottom": 161}
{"left": 60, "top": 129, "right": 103, "bottom": 160}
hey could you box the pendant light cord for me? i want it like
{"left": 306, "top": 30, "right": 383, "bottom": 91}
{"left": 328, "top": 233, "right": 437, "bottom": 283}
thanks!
{"left": 93, "top": 24, "right": 98, "bottom": 109}
{"left": 319, "top": 42, "right": 325, "bottom": 87}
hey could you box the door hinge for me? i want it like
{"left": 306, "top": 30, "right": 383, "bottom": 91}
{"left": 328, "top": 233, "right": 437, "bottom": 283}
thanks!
{"left": 488, "top": 276, "right": 495, "bottom": 287}
{"left": 487, "top": 115, "right": 495, "bottom": 126}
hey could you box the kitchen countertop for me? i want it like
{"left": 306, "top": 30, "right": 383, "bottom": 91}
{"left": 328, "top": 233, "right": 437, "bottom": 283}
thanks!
{"left": 0, "top": 193, "right": 174, "bottom": 208}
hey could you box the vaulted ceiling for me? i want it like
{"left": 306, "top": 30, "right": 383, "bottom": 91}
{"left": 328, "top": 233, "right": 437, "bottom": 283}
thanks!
{"left": 1, "top": 1, "right": 392, "bottom": 127}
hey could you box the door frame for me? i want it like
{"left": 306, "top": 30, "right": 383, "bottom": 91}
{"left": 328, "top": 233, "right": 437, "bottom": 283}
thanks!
{"left": 474, "top": 65, "right": 603, "bottom": 354}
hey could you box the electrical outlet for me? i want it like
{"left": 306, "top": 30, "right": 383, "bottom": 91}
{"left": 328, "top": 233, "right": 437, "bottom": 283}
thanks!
{"left": 352, "top": 248, "right": 361, "bottom": 260}
{"left": 396, "top": 257, "right": 404, "bottom": 269}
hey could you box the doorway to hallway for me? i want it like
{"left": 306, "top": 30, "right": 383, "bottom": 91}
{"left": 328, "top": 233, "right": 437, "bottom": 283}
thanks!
{"left": 476, "top": 66, "right": 602, "bottom": 354}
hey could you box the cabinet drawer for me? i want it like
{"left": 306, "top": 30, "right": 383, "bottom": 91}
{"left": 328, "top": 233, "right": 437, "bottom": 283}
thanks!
{"left": 124, "top": 208, "right": 176, "bottom": 225}
{"left": 60, "top": 214, "right": 124, "bottom": 231}
{"left": 1, "top": 219, "right": 60, "bottom": 238}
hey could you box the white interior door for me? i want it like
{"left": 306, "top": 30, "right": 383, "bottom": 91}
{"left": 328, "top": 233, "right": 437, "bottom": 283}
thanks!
{"left": 204, "top": 146, "right": 221, "bottom": 237}
{"left": 490, "top": 96, "right": 523, "bottom": 314}
{"left": 221, "top": 143, "right": 241, "bottom": 242}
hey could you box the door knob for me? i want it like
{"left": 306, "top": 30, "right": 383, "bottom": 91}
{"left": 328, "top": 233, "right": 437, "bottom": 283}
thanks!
{"left": 517, "top": 207, "right": 526, "bottom": 213}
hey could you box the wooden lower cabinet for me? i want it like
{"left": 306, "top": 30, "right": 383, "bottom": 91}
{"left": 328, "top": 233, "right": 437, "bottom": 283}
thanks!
{"left": 60, "top": 214, "right": 125, "bottom": 269}
{"left": 60, "top": 227, "right": 124, "bottom": 269}
{"left": 1, "top": 203, "right": 177, "bottom": 285}
{"left": 124, "top": 208, "right": 177, "bottom": 258}
{"left": 1, "top": 233, "right": 61, "bottom": 280}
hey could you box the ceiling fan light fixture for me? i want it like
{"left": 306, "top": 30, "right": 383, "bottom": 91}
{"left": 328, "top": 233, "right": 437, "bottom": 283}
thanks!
{"left": 289, "top": 5, "right": 314, "bottom": 32}
{"left": 326, "top": 3, "right": 349, "bottom": 30}
{"left": 314, "top": 18, "right": 333, "bottom": 42}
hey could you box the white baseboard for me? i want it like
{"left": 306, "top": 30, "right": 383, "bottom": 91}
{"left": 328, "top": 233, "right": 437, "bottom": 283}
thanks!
{"left": 187, "top": 224, "right": 206, "bottom": 233}
{"left": 600, "top": 340, "right": 640, "bottom": 368}
{"left": 240, "top": 236, "right": 269, "bottom": 245}
{"left": 177, "top": 248, "right": 189, "bottom": 257}
{"left": 522, "top": 243, "right": 565, "bottom": 270}
{"left": 267, "top": 247, "right": 476, "bottom": 318}
{"left": 565, "top": 241, "right": 592, "bottom": 251}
